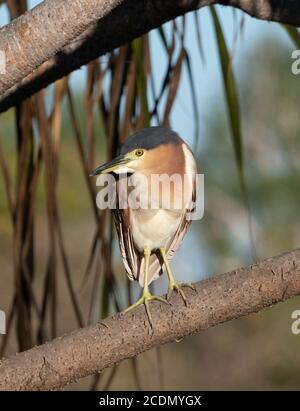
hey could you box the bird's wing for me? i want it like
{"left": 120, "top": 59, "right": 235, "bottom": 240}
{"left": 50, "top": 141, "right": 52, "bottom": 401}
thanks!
{"left": 113, "top": 205, "right": 140, "bottom": 282}
{"left": 166, "top": 194, "right": 196, "bottom": 260}
{"left": 113, "top": 177, "right": 144, "bottom": 282}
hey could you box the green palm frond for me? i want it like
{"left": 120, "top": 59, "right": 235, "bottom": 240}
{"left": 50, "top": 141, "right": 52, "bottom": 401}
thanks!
{"left": 210, "top": 5, "right": 245, "bottom": 191}
{"left": 283, "top": 24, "right": 300, "bottom": 48}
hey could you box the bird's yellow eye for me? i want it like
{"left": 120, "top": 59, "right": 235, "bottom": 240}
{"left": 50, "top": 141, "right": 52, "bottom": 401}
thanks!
{"left": 135, "top": 149, "right": 144, "bottom": 157}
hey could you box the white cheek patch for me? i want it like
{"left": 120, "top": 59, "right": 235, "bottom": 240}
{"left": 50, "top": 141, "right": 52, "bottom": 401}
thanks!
{"left": 114, "top": 166, "right": 135, "bottom": 174}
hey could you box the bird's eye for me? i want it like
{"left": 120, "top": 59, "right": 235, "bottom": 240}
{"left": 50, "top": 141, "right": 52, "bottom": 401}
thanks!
{"left": 135, "top": 149, "right": 144, "bottom": 157}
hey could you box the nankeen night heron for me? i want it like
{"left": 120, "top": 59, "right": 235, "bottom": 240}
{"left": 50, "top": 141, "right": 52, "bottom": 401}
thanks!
{"left": 91, "top": 127, "right": 197, "bottom": 326}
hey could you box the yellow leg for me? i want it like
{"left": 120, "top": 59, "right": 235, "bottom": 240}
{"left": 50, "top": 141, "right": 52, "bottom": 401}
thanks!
{"left": 160, "top": 247, "right": 196, "bottom": 305}
{"left": 123, "top": 246, "right": 169, "bottom": 327}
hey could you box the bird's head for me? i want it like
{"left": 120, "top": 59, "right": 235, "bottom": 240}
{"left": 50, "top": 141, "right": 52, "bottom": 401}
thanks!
{"left": 90, "top": 126, "right": 184, "bottom": 177}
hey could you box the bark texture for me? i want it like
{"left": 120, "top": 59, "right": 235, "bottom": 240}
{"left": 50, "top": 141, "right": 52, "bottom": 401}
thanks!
{"left": 0, "top": 248, "right": 299, "bottom": 390}
{"left": 0, "top": 0, "right": 299, "bottom": 112}
{"left": 0, "top": 0, "right": 122, "bottom": 94}
{"left": 220, "top": 0, "right": 300, "bottom": 25}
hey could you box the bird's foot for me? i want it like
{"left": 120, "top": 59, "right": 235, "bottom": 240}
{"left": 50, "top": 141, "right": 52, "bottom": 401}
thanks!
{"left": 167, "top": 282, "right": 196, "bottom": 305}
{"left": 123, "top": 289, "right": 169, "bottom": 327}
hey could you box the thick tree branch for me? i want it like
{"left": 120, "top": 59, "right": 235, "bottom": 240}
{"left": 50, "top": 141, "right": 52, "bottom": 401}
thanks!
{"left": 0, "top": 248, "right": 299, "bottom": 391}
{"left": 220, "top": 0, "right": 300, "bottom": 25}
{"left": 0, "top": 0, "right": 299, "bottom": 112}
{"left": 0, "top": 0, "right": 123, "bottom": 94}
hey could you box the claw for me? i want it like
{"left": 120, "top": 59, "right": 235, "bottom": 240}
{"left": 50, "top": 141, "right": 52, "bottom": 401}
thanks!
{"left": 167, "top": 282, "right": 196, "bottom": 306}
{"left": 182, "top": 283, "right": 197, "bottom": 292}
{"left": 123, "top": 290, "right": 169, "bottom": 327}
{"left": 99, "top": 321, "right": 109, "bottom": 329}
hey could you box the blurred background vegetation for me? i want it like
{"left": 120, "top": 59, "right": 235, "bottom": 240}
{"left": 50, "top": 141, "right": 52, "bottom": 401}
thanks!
{"left": 0, "top": 0, "right": 300, "bottom": 390}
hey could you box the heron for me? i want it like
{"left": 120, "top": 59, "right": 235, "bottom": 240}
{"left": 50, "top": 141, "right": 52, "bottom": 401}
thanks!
{"left": 91, "top": 127, "right": 197, "bottom": 326}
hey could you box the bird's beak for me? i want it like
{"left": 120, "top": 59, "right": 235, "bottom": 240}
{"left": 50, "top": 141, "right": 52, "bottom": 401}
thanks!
{"left": 90, "top": 154, "right": 132, "bottom": 176}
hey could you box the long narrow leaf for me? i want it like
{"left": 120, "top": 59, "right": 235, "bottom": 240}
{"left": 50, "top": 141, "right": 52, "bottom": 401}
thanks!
{"left": 283, "top": 24, "right": 300, "bottom": 48}
{"left": 133, "top": 37, "right": 150, "bottom": 127}
{"left": 210, "top": 6, "right": 244, "bottom": 190}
